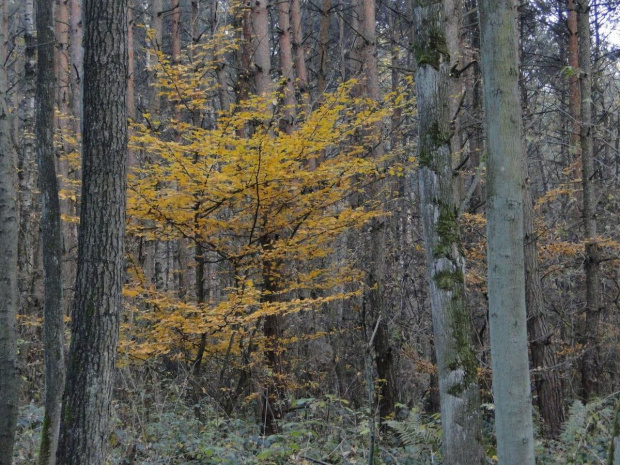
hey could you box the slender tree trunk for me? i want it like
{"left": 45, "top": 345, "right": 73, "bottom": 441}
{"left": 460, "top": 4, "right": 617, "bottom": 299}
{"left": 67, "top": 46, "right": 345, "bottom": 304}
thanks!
{"left": 518, "top": 5, "right": 564, "bottom": 438}
{"left": 479, "top": 0, "right": 536, "bottom": 463}
{"left": 69, "top": 0, "right": 83, "bottom": 124}
{"left": 567, "top": 0, "right": 581, "bottom": 169}
{"left": 56, "top": 0, "right": 128, "bottom": 461}
{"left": 56, "top": 0, "right": 77, "bottom": 316}
{"left": 356, "top": 0, "right": 396, "bottom": 422}
{"left": 414, "top": 1, "right": 485, "bottom": 463}
{"left": 290, "top": 0, "right": 310, "bottom": 107}
{"left": 577, "top": 0, "right": 601, "bottom": 402}
{"left": 277, "top": 0, "right": 296, "bottom": 132}
{"left": 0, "top": 0, "right": 20, "bottom": 461}
{"left": 523, "top": 175, "right": 565, "bottom": 438}
{"left": 36, "top": 0, "right": 66, "bottom": 462}
{"left": 315, "top": 0, "right": 330, "bottom": 98}
{"left": 251, "top": 0, "right": 271, "bottom": 96}
{"left": 171, "top": 0, "right": 180, "bottom": 63}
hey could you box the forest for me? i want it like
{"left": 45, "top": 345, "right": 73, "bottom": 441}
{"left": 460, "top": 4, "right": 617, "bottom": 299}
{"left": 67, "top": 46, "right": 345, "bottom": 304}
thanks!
{"left": 0, "top": 0, "right": 619, "bottom": 463}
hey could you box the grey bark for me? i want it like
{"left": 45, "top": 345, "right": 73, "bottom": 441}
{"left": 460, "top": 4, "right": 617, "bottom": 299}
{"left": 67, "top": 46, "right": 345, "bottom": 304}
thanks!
{"left": 479, "top": 0, "right": 536, "bottom": 463}
{"left": 577, "top": 0, "right": 601, "bottom": 401}
{"left": 36, "top": 0, "right": 66, "bottom": 462}
{"left": 18, "top": 0, "right": 38, "bottom": 306}
{"left": 0, "top": 0, "right": 20, "bottom": 461}
{"left": 250, "top": 0, "right": 271, "bottom": 96}
{"left": 414, "top": 1, "right": 485, "bottom": 463}
{"left": 56, "top": 0, "right": 128, "bottom": 462}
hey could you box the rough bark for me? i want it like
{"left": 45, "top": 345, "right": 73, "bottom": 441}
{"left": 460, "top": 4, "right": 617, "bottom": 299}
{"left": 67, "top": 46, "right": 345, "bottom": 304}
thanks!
{"left": 36, "top": 0, "right": 66, "bottom": 462}
{"left": 56, "top": 0, "right": 128, "bottom": 461}
{"left": 0, "top": 0, "right": 20, "bottom": 460}
{"left": 414, "top": 1, "right": 485, "bottom": 463}
{"left": 479, "top": 0, "right": 536, "bottom": 462}
{"left": 523, "top": 174, "right": 565, "bottom": 438}
{"left": 577, "top": 0, "right": 601, "bottom": 402}
{"left": 356, "top": 0, "right": 396, "bottom": 422}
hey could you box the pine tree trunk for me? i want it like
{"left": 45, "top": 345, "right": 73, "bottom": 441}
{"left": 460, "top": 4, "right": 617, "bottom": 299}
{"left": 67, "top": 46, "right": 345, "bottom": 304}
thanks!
{"left": 577, "top": 0, "right": 601, "bottom": 401}
{"left": 567, "top": 0, "right": 581, "bottom": 169}
{"left": 523, "top": 177, "right": 565, "bottom": 438}
{"left": 56, "top": 0, "right": 128, "bottom": 461}
{"left": 479, "top": 0, "right": 536, "bottom": 462}
{"left": 0, "top": 0, "right": 20, "bottom": 460}
{"left": 36, "top": 0, "right": 66, "bottom": 462}
{"left": 414, "top": 1, "right": 485, "bottom": 463}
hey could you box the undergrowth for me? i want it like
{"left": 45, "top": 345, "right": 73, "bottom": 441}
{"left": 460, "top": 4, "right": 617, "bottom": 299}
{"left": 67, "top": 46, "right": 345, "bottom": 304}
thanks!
{"left": 13, "top": 391, "right": 619, "bottom": 464}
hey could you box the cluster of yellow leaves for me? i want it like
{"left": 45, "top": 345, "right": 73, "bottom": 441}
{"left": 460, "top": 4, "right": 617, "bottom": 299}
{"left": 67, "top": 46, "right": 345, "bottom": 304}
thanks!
{"left": 121, "top": 34, "right": 402, "bottom": 371}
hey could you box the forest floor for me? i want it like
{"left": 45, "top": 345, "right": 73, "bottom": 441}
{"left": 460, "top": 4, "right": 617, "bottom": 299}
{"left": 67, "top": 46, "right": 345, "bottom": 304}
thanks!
{"left": 13, "top": 389, "right": 616, "bottom": 464}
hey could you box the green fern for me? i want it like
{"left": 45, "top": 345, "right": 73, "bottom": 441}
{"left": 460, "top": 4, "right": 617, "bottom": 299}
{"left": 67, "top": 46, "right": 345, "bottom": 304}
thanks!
{"left": 386, "top": 408, "right": 441, "bottom": 453}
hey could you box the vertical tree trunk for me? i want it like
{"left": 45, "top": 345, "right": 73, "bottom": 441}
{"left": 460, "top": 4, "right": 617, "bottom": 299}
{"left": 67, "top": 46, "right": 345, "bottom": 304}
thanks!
{"left": 567, "top": 0, "right": 581, "bottom": 169}
{"left": 479, "top": 0, "right": 536, "bottom": 463}
{"left": 56, "top": 0, "right": 128, "bottom": 461}
{"left": 36, "top": 0, "right": 66, "bottom": 462}
{"left": 290, "top": 0, "right": 310, "bottom": 107}
{"left": 171, "top": 0, "right": 180, "bottom": 63}
{"left": 315, "top": 0, "right": 330, "bottom": 98}
{"left": 0, "top": 0, "right": 20, "bottom": 461}
{"left": 577, "top": 0, "right": 601, "bottom": 402}
{"left": 523, "top": 175, "right": 565, "bottom": 438}
{"left": 277, "top": 0, "right": 296, "bottom": 132}
{"left": 414, "top": 1, "right": 485, "bottom": 463}
{"left": 356, "top": 0, "right": 396, "bottom": 422}
{"left": 56, "top": 0, "right": 77, "bottom": 316}
{"left": 19, "top": 0, "right": 37, "bottom": 299}
{"left": 69, "top": 0, "right": 83, "bottom": 124}
{"left": 251, "top": 0, "right": 271, "bottom": 96}
{"left": 518, "top": 4, "right": 564, "bottom": 438}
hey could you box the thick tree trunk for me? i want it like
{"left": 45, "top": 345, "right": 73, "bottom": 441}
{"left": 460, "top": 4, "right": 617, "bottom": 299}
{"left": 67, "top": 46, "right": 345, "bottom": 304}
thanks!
{"left": 479, "top": 0, "right": 536, "bottom": 463}
{"left": 36, "top": 0, "right": 66, "bottom": 462}
{"left": 56, "top": 0, "right": 128, "bottom": 461}
{"left": 414, "top": 1, "right": 485, "bottom": 463}
{"left": 577, "top": 0, "right": 601, "bottom": 402}
{"left": 0, "top": 0, "right": 20, "bottom": 461}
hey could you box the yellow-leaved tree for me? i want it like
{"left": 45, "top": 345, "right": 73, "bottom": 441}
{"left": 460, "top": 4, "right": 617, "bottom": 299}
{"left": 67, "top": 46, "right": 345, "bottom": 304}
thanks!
{"left": 119, "top": 27, "right": 404, "bottom": 422}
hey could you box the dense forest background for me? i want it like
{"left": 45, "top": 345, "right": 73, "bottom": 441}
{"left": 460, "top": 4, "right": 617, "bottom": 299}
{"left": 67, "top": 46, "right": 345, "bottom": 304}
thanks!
{"left": 1, "top": 0, "right": 620, "bottom": 463}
